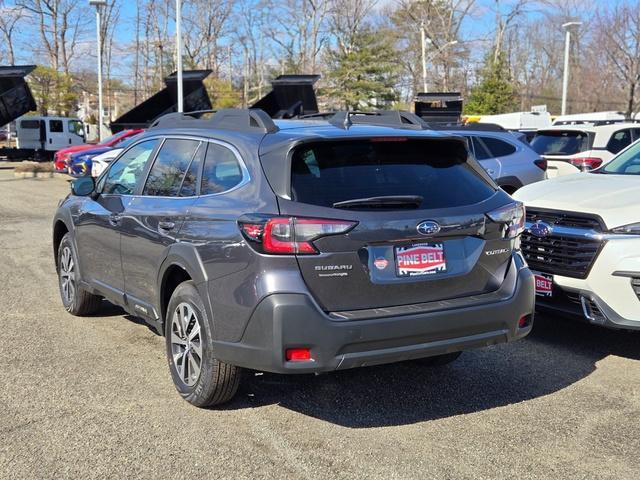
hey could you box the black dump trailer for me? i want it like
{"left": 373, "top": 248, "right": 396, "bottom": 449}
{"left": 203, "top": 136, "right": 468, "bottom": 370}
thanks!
{"left": 0, "top": 65, "right": 40, "bottom": 159}
{"left": 111, "top": 69, "right": 213, "bottom": 132}
{"left": 251, "top": 74, "right": 320, "bottom": 118}
{"left": 414, "top": 92, "right": 463, "bottom": 126}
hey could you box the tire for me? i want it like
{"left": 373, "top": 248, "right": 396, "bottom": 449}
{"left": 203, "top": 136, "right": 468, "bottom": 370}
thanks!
{"left": 57, "top": 233, "right": 102, "bottom": 316}
{"left": 165, "top": 281, "right": 241, "bottom": 407}
{"left": 413, "top": 351, "right": 462, "bottom": 367}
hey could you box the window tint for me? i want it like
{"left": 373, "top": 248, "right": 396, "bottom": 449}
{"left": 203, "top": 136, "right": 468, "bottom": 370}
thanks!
{"left": 471, "top": 137, "right": 492, "bottom": 160}
{"left": 530, "top": 130, "right": 591, "bottom": 155}
{"left": 481, "top": 136, "right": 516, "bottom": 157}
{"left": 606, "top": 129, "right": 632, "bottom": 154}
{"left": 179, "top": 142, "right": 205, "bottom": 197}
{"left": 201, "top": 143, "right": 244, "bottom": 195}
{"left": 20, "top": 119, "right": 40, "bottom": 129}
{"left": 291, "top": 139, "right": 495, "bottom": 209}
{"left": 102, "top": 139, "right": 158, "bottom": 195}
{"left": 49, "top": 120, "right": 63, "bottom": 133}
{"left": 143, "top": 139, "right": 201, "bottom": 196}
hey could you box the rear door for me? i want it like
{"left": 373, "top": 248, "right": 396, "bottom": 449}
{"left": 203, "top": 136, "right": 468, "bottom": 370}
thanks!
{"left": 279, "top": 137, "right": 513, "bottom": 312}
{"left": 47, "top": 119, "right": 68, "bottom": 151}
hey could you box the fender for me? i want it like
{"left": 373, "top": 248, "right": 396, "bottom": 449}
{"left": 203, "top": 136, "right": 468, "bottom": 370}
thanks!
{"left": 156, "top": 242, "right": 211, "bottom": 331}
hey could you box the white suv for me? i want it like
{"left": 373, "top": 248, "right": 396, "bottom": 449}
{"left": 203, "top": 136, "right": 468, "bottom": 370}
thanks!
{"left": 530, "top": 122, "right": 640, "bottom": 177}
{"left": 514, "top": 140, "right": 640, "bottom": 330}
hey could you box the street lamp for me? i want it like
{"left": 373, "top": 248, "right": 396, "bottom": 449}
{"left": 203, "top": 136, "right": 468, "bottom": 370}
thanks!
{"left": 175, "top": 0, "right": 183, "bottom": 112}
{"left": 561, "top": 21, "right": 582, "bottom": 116}
{"left": 420, "top": 30, "right": 458, "bottom": 93}
{"left": 89, "top": 0, "right": 107, "bottom": 142}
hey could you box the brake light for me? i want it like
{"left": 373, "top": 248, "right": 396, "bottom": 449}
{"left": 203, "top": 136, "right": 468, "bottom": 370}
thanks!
{"left": 239, "top": 216, "right": 357, "bottom": 255}
{"left": 533, "top": 158, "right": 547, "bottom": 171}
{"left": 570, "top": 157, "right": 602, "bottom": 171}
{"left": 487, "top": 202, "right": 525, "bottom": 239}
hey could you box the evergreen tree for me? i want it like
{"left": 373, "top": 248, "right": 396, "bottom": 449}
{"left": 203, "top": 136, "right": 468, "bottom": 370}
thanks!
{"left": 465, "top": 52, "right": 518, "bottom": 115}
{"left": 324, "top": 28, "right": 399, "bottom": 110}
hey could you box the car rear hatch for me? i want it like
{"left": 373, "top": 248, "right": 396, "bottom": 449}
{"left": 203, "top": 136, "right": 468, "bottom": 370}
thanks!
{"left": 252, "top": 136, "right": 521, "bottom": 313}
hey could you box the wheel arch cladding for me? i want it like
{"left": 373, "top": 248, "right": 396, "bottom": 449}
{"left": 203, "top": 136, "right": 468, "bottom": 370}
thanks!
{"left": 160, "top": 264, "right": 193, "bottom": 327}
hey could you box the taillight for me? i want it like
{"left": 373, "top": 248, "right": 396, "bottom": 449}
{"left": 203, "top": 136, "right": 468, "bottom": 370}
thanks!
{"left": 570, "top": 157, "right": 602, "bottom": 171}
{"left": 533, "top": 158, "right": 547, "bottom": 171}
{"left": 487, "top": 202, "right": 525, "bottom": 239}
{"left": 239, "top": 216, "right": 357, "bottom": 255}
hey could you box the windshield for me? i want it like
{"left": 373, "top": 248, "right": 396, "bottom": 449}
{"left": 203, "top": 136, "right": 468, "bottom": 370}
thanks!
{"left": 530, "top": 130, "right": 591, "bottom": 155}
{"left": 599, "top": 140, "right": 640, "bottom": 174}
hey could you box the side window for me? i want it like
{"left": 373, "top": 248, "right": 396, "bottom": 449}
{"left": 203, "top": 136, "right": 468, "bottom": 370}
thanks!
{"left": 102, "top": 139, "right": 159, "bottom": 195}
{"left": 607, "top": 129, "right": 632, "bottom": 154}
{"left": 481, "top": 136, "right": 516, "bottom": 157}
{"left": 471, "top": 137, "right": 492, "bottom": 160}
{"left": 20, "top": 120, "right": 40, "bottom": 129}
{"left": 49, "top": 120, "right": 64, "bottom": 133}
{"left": 201, "top": 143, "right": 244, "bottom": 195}
{"left": 633, "top": 128, "right": 640, "bottom": 142}
{"left": 179, "top": 142, "right": 205, "bottom": 197}
{"left": 143, "top": 138, "right": 201, "bottom": 197}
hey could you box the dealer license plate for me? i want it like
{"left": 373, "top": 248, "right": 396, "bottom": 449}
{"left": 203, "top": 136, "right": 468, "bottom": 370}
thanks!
{"left": 395, "top": 243, "right": 446, "bottom": 277}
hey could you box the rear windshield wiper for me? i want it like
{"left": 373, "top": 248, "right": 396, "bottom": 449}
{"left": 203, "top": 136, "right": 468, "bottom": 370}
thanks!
{"left": 333, "top": 195, "right": 423, "bottom": 209}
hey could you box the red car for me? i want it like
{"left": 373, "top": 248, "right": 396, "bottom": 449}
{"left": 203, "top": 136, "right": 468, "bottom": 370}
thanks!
{"left": 53, "top": 129, "right": 144, "bottom": 173}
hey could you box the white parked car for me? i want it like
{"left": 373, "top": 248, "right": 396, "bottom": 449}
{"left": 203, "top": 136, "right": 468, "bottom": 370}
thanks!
{"left": 514, "top": 140, "right": 640, "bottom": 330}
{"left": 530, "top": 122, "right": 640, "bottom": 177}
{"left": 91, "top": 148, "right": 122, "bottom": 177}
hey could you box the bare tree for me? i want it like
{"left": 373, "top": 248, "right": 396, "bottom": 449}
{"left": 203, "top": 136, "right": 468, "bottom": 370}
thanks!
{"left": 263, "top": 0, "right": 331, "bottom": 74}
{"left": 595, "top": 2, "right": 640, "bottom": 117}
{"left": 17, "top": 0, "right": 88, "bottom": 74}
{"left": 328, "top": 0, "right": 377, "bottom": 55}
{"left": 182, "top": 0, "right": 233, "bottom": 75}
{"left": 0, "top": 2, "right": 25, "bottom": 64}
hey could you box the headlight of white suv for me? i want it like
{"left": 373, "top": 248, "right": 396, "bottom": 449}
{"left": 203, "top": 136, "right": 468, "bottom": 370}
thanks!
{"left": 611, "top": 222, "right": 640, "bottom": 234}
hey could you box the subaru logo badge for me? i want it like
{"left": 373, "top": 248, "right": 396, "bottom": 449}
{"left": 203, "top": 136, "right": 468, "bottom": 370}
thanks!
{"left": 417, "top": 221, "right": 441, "bottom": 236}
{"left": 529, "top": 221, "right": 553, "bottom": 238}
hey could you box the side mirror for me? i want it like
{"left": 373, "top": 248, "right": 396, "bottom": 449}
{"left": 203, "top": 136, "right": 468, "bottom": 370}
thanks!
{"left": 71, "top": 176, "right": 95, "bottom": 196}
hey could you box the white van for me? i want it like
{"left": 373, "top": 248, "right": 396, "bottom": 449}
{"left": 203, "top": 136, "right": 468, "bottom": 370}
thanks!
{"left": 16, "top": 116, "right": 85, "bottom": 151}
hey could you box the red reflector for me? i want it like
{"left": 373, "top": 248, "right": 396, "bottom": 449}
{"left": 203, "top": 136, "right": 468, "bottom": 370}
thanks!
{"left": 518, "top": 315, "right": 530, "bottom": 328}
{"left": 286, "top": 348, "right": 311, "bottom": 362}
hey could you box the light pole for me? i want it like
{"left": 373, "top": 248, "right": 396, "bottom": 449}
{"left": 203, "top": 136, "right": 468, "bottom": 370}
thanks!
{"left": 175, "top": 0, "right": 183, "bottom": 112}
{"left": 561, "top": 21, "right": 582, "bottom": 116}
{"left": 420, "top": 35, "right": 458, "bottom": 93}
{"left": 89, "top": 0, "right": 107, "bottom": 141}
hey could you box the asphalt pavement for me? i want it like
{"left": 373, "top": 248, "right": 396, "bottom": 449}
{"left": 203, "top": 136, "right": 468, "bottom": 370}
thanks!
{"left": 0, "top": 163, "right": 638, "bottom": 479}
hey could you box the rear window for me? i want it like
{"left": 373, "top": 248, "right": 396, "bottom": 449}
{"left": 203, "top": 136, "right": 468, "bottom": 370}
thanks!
{"left": 531, "top": 130, "right": 591, "bottom": 155}
{"left": 20, "top": 120, "right": 40, "bottom": 129}
{"left": 290, "top": 139, "right": 495, "bottom": 209}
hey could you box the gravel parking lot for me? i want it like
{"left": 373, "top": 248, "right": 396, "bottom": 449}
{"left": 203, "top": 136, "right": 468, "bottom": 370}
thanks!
{"left": 1, "top": 162, "right": 639, "bottom": 479}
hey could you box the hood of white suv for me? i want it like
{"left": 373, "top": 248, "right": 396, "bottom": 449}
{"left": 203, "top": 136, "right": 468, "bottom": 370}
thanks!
{"left": 513, "top": 173, "right": 640, "bottom": 229}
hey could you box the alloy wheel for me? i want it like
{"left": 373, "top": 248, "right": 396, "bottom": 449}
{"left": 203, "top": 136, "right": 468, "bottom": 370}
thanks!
{"left": 170, "top": 302, "right": 203, "bottom": 387}
{"left": 60, "top": 246, "right": 76, "bottom": 305}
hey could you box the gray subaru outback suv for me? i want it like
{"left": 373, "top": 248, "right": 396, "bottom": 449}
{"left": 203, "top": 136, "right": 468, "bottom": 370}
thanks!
{"left": 53, "top": 109, "right": 535, "bottom": 407}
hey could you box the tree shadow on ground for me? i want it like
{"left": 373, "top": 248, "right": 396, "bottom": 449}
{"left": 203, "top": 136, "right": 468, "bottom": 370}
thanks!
{"left": 222, "top": 314, "right": 638, "bottom": 427}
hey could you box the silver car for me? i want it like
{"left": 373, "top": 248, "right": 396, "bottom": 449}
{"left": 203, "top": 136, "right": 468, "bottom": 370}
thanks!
{"left": 444, "top": 130, "right": 547, "bottom": 194}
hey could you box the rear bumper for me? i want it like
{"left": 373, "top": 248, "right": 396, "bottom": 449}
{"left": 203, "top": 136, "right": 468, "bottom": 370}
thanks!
{"left": 212, "top": 258, "right": 535, "bottom": 374}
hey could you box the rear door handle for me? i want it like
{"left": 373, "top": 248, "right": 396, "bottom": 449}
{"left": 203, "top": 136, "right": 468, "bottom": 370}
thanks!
{"left": 109, "top": 214, "right": 121, "bottom": 226}
{"left": 158, "top": 220, "right": 175, "bottom": 231}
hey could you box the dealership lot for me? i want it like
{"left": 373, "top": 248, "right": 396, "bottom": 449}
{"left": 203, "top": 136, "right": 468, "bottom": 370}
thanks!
{"left": 0, "top": 164, "right": 639, "bottom": 479}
